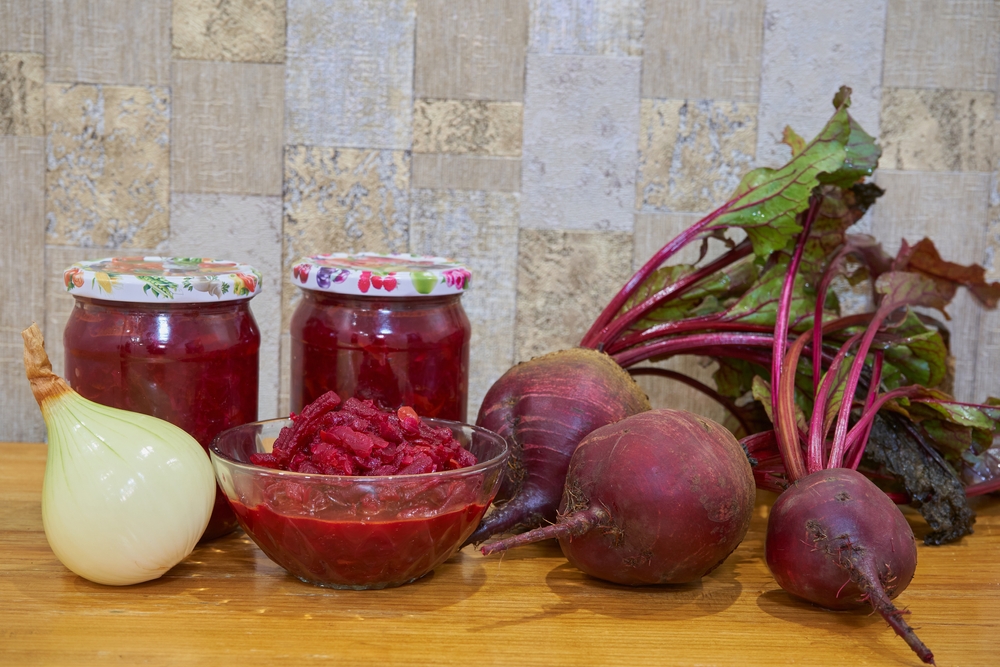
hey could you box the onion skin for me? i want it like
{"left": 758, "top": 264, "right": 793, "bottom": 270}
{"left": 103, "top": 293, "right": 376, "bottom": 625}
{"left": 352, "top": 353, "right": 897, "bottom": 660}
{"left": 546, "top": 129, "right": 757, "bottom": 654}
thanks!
{"left": 468, "top": 348, "right": 650, "bottom": 544}
{"left": 23, "top": 324, "right": 215, "bottom": 586}
{"left": 559, "top": 409, "right": 755, "bottom": 585}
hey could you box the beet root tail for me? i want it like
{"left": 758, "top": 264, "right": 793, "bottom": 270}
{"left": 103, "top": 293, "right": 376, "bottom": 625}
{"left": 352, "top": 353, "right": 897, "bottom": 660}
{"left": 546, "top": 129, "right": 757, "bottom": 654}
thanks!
{"left": 480, "top": 508, "right": 606, "bottom": 556}
{"left": 864, "top": 576, "right": 935, "bottom": 665}
{"left": 463, "top": 494, "right": 550, "bottom": 547}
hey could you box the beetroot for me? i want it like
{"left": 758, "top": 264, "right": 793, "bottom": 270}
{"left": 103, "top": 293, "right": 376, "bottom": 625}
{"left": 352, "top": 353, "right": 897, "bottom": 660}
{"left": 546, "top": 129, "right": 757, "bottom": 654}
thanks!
{"left": 481, "top": 409, "right": 756, "bottom": 585}
{"left": 755, "top": 203, "right": 936, "bottom": 663}
{"left": 467, "top": 348, "right": 650, "bottom": 544}
{"left": 766, "top": 469, "right": 917, "bottom": 609}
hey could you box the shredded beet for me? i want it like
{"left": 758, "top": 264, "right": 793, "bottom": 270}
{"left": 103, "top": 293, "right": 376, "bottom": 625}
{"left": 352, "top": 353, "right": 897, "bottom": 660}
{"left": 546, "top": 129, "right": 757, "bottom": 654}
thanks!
{"left": 251, "top": 391, "right": 477, "bottom": 475}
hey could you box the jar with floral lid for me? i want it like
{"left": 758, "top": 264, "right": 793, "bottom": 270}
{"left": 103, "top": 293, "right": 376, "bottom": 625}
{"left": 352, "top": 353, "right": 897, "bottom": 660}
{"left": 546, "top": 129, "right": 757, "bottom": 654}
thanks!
{"left": 290, "top": 253, "right": 471, "bottom": 421}
{"left": 62, "top": 256, "right": 262, "bottom": 541}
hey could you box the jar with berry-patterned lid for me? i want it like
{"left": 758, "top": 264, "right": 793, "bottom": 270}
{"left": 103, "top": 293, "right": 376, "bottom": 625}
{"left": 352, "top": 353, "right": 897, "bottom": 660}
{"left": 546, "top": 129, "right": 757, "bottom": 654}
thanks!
{"left": 62, "top": 256, "right": 262, "bottom": 541}
{"left": 289, "top": 253, "right": 471, "bottom": 422}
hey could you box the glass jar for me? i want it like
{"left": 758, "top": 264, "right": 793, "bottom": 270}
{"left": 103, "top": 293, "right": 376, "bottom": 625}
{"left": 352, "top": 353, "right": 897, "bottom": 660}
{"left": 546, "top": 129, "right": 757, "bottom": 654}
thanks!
{"left": 290, "top": 253, "right": 471, "bottom": 421}
{"left": 63, "top": 257, "right": 262, "bottom": 541}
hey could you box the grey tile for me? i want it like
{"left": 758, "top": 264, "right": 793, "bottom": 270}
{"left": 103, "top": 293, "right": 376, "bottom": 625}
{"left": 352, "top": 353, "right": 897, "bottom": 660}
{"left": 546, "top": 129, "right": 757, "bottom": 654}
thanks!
{"left": 46, "top": 0, "right": 171, "bottom": 85}
{"left": 286, "top": 0, "right": 415, "bottom": 149}
{"left": 529, "top": 0, "right": 644, "bottom": 57}
{"left": 169, "top": 193, "right": 284, "bottom": 419}
{"left": 520, "top": 54, "right": 641, "bottom": 231}
{"left": 756, "top": 0, "right": 886, "bottom": 167}
{"left": 410, "top": 188, "right": 520, "bottom": 417}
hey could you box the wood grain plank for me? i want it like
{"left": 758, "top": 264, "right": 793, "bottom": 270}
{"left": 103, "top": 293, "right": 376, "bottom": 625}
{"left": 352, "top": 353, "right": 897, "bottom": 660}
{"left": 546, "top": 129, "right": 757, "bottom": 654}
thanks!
{"left": 2, "top": 442, "right": 1000, "bottom": 666}
{"left": 642, "top": 0, "right": 764, "bottom": 101}
{"left": 0, "top": 0, "right": 44, "bottom": 53}
{"left": 883, "top": 0, "right": 999, "bottom": 91}
{"left": 864, "top": 170, "right": 992, "bottom": 402}
{"left": 0, "top": 137, "right": 45, "bottom": 442}
{"left": 410, "top": 154, "right": 521, "bottom": 192}
{"left": 415, "top": 0, "right": 529, "bottom": 101}
{"left": 45, "top": 0, "right": 170, "bottom": 85}
{"left": 171, "top": 61, "right": 284, "bottom": 196}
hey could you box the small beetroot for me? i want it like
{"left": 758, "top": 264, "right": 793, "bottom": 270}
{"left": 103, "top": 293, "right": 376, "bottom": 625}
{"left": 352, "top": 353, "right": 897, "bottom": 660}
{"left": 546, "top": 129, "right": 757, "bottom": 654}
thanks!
{"left": 467, "top": 348, "right": 650, "bottom": 545}
{"left": 482, "top": 409, "right": 756, "bottom": 586}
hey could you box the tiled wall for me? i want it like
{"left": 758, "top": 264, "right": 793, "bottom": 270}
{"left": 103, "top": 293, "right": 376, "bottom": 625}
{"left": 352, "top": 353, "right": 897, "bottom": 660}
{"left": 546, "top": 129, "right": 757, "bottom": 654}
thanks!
{"left": 1, "top": 0, "right": 998, "bottom": 441}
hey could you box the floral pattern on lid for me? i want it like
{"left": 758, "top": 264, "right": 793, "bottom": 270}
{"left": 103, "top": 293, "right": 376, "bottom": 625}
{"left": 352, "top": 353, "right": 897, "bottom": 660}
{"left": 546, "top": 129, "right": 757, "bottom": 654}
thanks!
{"left": 64, "top": 257, "right": 262, "bottom": 303}
{"left": 292, "top": 253, "right": 471, "bottom": 297}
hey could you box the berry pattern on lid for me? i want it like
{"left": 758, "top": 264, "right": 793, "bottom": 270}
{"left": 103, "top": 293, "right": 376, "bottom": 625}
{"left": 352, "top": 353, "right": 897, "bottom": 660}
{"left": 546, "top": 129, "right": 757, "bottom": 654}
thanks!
{"left": 292, "top": 253, "right": 471, "bottom": 297}
{"left": 64, "top": 257, "right": 262, "bottom": 303}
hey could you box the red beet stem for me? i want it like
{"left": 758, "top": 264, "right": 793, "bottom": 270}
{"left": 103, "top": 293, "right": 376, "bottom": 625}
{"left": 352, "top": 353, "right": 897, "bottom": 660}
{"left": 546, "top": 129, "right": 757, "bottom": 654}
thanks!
{"left": 770, "top": 199, "right": 818, "bottom": 482}
{"left": 582, "top": 201, "right": 736, "bottom": 348}
{"left": 479, "top": 507, "right": 608, "bottom": 556}
{"left": 592, "top": 240, "right": 754, "bottom": 350}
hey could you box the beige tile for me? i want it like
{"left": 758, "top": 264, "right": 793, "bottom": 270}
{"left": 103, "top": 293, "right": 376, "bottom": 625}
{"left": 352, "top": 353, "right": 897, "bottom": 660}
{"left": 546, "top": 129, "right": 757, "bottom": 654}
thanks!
{"left": 883, "top": 0, "right": 999, "bottom": 91}
{"left": 0, "top": 136, "right": 45, "bottom": 441}
{"left": 642, "top": 0, "right": 764, "bottom": 101}
{"left": 278, "top": 329, "right": 291, "bottom": 417}
{"left": 515, "top": 229, "right": 633, "bottom": 361}
{"left": 282, "top": 146, "right": 410, "bottom": 327}
{"left": 974, "top": 121, "right": 1000, "bottom": 401}
{"left": 756, "top": 0, "right": 886, "bottom": 167}
{"left": 867, "top": 170, "right": 992, "bottom": 401}
{"left": 46, "top": 0, "right": 170, "bottom": 85}
{"left": 529, "top": 0, "right": 644, "bottom": 56}
{"left": 172, "top": 0, "right": 286, "bottom": 63}
{"left": 410, "top": 154, "right": 521, "bottom": 192}
{"left": 169, "top": 193, "right": 283, "bottom": 419}
{"left": 632, "top": 357, "right": 730, "bottom": 426}
{"left": 0, "top": 1, "right": 44, "bottom": 53}
{"left": 410, "top": 188, "right": 520, "bottom": 418}
{"left": 413, "top": 99, "right": 522, "bottom": 156}
{"left": 45, "top": 84, "right": 170, "bottom": 249}
{"left": 171, "top": 61, "right": 284, "bottom": 196}
{"left": 415, "top": 0, "right": 529, "bottom": 101}
{"left": 880, "top": 88, "right": 995, "bottom": 172}
{"left": 637, "top": 99, "right": 757, "bottom": 214}
{"left": 521, "top": 55, "right": 641, "bottom": 231}
{"left": 286, "top": 0, "right": 415, "bottom": 150}
{"left": 0, "top": 52, "right": 43, "bottom": 136}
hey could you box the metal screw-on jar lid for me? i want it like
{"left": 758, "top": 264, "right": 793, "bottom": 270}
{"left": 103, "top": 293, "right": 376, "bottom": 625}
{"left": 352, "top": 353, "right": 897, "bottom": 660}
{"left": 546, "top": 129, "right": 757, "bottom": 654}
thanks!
{"left": 291, "top": 253, "right": 471, "bottom": 297}
{"left": 63, "top": 257, "right": 262, "bottom": 303}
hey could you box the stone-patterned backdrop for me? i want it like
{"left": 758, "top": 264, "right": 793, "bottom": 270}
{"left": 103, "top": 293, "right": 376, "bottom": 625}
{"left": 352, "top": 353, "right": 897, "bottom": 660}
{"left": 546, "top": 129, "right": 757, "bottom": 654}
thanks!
{"left": 1, "top": 0, "right": 998, "bottom": 441}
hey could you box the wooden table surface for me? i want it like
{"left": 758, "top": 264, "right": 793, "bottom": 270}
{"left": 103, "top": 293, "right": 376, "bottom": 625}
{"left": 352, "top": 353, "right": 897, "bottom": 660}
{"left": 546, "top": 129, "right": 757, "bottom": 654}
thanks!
{"left": 2, "top": 442, "right": 998, "bottom": 667}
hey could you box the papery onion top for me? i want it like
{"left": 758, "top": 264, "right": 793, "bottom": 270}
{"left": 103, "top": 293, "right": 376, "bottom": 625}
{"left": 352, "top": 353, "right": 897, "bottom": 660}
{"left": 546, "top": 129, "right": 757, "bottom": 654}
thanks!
{"left": 63, "top": 257, "right": 262, "bottom": 303}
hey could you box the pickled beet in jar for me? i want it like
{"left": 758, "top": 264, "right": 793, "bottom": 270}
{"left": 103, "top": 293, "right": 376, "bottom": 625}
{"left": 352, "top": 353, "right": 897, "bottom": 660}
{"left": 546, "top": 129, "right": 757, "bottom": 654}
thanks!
{"left": 63, "top": 257, "right": 262, "bottom": 541}
{"left": 290, "top": 253, "right": 471, "bottom": 422}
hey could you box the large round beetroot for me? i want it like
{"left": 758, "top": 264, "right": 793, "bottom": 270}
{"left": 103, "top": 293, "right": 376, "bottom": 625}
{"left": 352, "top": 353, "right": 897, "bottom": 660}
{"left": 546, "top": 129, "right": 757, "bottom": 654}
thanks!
{"left": 483, "top": 409, "right": 756, "bottom": 586}
{"left": 766, "top": 468, "right": 918, "bottom": 610}
{"left": 468, "top": 348, "right": 650, "bottom": 544}
{"left": 765, "top": 468, "right": 930, "bottom": 663}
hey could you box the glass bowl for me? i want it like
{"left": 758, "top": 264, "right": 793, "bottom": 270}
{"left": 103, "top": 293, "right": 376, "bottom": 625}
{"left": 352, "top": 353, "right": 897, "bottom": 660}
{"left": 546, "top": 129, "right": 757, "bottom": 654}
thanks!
{"left": 209, "top": 417, "right": 508, "bottom": 590}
